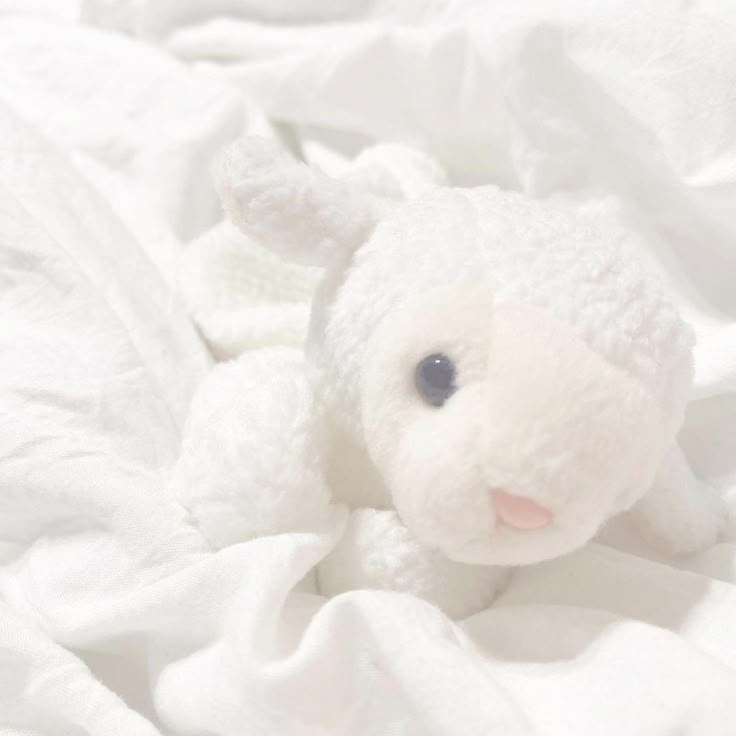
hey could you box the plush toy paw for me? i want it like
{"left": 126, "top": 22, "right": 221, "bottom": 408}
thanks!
{"left": 634, "top": 479, "right": 728, "bottom": 558}
{"left": 631, "top": 446, "right": 728, "bottom": 557}
{"left": 169, "top": 347, "right": 332, "bottom": 549}
{"left": 317, "top": 508, "right": 509, "bottom": 619}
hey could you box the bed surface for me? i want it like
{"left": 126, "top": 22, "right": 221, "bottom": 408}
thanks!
{"left": 1, "top": 2, "right": 736, "bottom": 733}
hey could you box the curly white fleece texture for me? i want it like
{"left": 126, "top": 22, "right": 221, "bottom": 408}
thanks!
{"left": 313, "top": 189, "right": 694, "bottom": 443}
{"left": 171, "top": 347, "right": 332, "bottom": 548}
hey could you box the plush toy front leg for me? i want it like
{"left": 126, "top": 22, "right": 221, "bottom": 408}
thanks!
{"left": 317, "top": 508, "right": 509, "bottom": 619}
{"left": 169, "top": 347, "right": 332, "bottom": 549}
{"left": 630, "top": 444, "right": 727, "bottom": 557}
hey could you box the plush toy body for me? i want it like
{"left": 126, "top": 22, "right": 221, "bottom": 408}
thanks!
{"left": 172, "top": 139, "right": 726, "bottom": 618}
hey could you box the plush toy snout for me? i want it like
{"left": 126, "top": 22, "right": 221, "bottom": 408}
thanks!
{"left": 361, "top": 282, "right": 667, "bottom": 566}
{"left": 490, "top": 489, "right": 553, "bottom": 530}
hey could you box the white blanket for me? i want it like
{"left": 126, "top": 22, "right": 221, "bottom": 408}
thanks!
{"left": 1, "top": 2, "right": 736, "bottom": 733}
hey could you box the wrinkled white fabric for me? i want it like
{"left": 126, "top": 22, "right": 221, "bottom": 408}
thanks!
{"left": 0, "top": 2, "right": 735, "bottom": 734}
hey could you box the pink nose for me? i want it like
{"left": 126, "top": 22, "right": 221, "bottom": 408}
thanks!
{"left": 491, "top": 489, "right": 553, "bottom": 530}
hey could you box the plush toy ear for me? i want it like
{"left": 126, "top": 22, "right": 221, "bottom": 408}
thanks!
{"left": 213, "top": 136, "right": 380, "bottom": 267}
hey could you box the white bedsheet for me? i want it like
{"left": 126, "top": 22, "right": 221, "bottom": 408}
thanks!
{"left": 1, "top": 2, "right": 736, "bottom": 734}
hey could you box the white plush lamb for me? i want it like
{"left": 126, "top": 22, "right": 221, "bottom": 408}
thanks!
{"left": 171, "top": 138, "right": 726, "bottom": 618}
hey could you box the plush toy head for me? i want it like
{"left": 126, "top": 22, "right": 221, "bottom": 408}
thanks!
{"left": 216, "top": 138, "right": 694, "bottom": 567}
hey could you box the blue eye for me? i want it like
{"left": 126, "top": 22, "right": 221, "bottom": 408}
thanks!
{"left": 415, "top": 353, "right": 457, "bottom": 407}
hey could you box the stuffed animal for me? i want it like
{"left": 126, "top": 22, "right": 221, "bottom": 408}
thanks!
{"left": 171, "top": 138, "right": 726, "bottom": 618}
